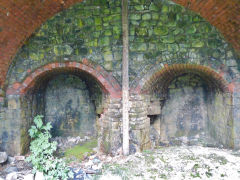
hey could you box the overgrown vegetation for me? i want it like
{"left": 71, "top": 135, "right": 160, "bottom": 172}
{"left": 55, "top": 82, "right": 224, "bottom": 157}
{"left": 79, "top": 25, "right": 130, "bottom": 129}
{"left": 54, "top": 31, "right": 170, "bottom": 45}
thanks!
{"left": 26, "top": 115, "right": 73, "bottom": 180}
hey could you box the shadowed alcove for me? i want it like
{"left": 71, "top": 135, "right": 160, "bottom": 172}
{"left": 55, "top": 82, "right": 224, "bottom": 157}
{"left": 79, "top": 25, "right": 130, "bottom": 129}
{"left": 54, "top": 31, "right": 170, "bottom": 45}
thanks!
{"left": 19, "top": 66, "right": 107, "bottom": 153}
{"left": 141, "top": 64, "right": 233, "bottom": 148}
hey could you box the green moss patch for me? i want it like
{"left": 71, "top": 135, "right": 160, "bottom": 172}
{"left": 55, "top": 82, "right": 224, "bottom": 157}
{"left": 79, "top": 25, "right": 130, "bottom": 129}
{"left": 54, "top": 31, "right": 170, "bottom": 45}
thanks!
{"left": 64, "top": 139, "right": 97, "bottom": 160}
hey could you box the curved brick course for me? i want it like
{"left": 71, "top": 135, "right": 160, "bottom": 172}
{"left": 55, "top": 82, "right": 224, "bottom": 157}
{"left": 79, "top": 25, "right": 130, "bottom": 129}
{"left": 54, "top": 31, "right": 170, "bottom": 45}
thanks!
{"left": 6, "top": 60, "right": 121, "bottom": 98}
{"left": 133, "top": 64, "right": 230, "bottom": 94}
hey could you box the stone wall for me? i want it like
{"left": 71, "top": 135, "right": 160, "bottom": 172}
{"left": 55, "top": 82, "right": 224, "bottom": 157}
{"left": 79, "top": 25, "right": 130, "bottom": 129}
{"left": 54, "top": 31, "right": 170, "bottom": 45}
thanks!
{"left": 160, "top": 74, "right": 208, "bottom": 145}
{"left": 2, "top": 95, "right": 22, "bottom": 155}
{"left": 1, "top": 0, "right": 240, "bottom": 155}
{"left": 207, "top": 92, "right": 233, "bottom": 148}
{"left": 45, "top": 74, "right": 96, "bottom": 137}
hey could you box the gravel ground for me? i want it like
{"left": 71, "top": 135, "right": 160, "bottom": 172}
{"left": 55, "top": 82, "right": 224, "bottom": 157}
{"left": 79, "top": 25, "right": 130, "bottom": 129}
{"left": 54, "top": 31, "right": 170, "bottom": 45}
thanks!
{"left": 96, "top": 146, "right": 240, "bottom": 180}
{"left": 1, "top": 145, "right": 240, "bottom": 180}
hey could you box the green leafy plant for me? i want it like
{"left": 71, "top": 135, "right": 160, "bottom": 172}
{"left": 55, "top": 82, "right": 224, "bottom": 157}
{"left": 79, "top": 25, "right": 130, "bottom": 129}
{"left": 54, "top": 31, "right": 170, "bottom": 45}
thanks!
{"left": 26, "top": 115, "right": 73, "bottom": 180}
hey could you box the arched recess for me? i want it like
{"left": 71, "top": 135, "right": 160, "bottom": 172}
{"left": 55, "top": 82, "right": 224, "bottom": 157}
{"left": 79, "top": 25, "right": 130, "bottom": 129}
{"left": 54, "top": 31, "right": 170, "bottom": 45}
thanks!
{"left": 7, "top": 60, "right": 121, "bottom": 98}
{"left": 132, "top": 64, "right": 234, "bottom": 149}
{"left": 134, "top": 64, "right": 229, "bottom": 95}
{"left": 5, "top": 60, "right": 121, "bottom": 154}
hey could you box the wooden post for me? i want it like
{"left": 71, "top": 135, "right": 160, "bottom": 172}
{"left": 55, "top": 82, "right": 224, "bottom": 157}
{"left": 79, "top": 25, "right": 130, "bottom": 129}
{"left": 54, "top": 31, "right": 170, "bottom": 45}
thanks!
{"left": 122, "top": 0, "right": 129, "bottom": 155}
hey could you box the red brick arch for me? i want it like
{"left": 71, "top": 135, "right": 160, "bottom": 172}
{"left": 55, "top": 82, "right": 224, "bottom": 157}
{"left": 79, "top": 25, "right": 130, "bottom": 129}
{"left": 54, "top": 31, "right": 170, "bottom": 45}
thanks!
{"left": 133, "top": 64, "right": 230, "bottom": 94}
{"left": 6, "top": 60, "right": 121, "bottom": 98}
{"left": 0, "top": 0, "right": 239, "bottom": 87}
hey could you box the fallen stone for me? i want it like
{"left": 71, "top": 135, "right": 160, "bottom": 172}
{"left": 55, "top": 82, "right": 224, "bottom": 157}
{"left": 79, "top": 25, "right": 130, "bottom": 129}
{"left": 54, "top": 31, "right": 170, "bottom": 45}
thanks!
{"left": 106, "top": 156, "right": 112, "bottom": 162}
{"left": 14, "top": 156, "right": 25, "bottom": 161}
{"left": 7, "top": 156, "right": 15, "bottom": 164}
{"left": 84, "top": 160, "right": 93, "bottom": 168}
{"left": 72, "top": 168, "right": 85, "bottom": 180}
{"left": 0, "top": 152, "right": 8, "bottom": 164}
{"left": 4, "top": 166, "right": 18, "bottom": 174}
{"left": 85, "top": 169, "right": 100, "bottom": 174}
{"left": 23, "top": 173, "right": 34, "bottom": 180}
{"left": 84, "top": 136, "right": 90, "bottom": 141}
{"left": 6, "top": 172, "right": 18, "bottom": 180}
{"left": 35, "top": 171, "right": 45, "bottom": 180}
{"left": 89, "top": 155, "right": 96, "bottom": 160}
{"left": 92, "top": 165, "right": 98, "bottom": 170}
{"left": 93, "top": 157, "right": 100, "bottom": 164}
{"left": 116, "top": 147, "right": 123, "bottom": 155}
{"left": 92, "top": 147, "right": 98, "bottom": 153}
{"left": 83, "top": 152, "right": 89, "bottom": 160}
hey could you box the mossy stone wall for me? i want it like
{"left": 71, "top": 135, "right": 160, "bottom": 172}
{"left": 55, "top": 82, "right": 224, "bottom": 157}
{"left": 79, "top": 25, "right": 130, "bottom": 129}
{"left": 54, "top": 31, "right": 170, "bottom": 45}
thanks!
{"left": 128, "top": 0, "right": 239, "bottom": 84}
{"left": 7, "top": 0, "right": 122, "bottom": 86}
{"left": 7, "top": 0, "right": 239, "bottom": 87}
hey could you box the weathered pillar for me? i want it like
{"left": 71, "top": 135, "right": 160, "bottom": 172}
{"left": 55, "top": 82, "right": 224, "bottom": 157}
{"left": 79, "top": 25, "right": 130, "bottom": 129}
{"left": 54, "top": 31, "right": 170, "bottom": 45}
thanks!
{"left": 122, "top": 0, "right": 129, "bottom": 155}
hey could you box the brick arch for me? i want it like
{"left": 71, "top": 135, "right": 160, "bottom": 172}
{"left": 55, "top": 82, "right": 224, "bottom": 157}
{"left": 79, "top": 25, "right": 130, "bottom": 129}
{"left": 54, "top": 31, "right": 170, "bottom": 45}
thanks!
{"left": 6, "top": 60, "right": 121, "bottom": 98}
{"left": 0, "top": 0, "right": 240, "bottom": 87}
{"left": 133, "top": 64, "right": 230, "bottom": 95}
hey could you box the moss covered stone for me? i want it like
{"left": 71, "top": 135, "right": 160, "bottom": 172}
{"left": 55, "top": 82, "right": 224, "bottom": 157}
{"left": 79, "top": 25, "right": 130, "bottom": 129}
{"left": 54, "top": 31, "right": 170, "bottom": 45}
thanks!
{"left": 157, "top": 44, "right": 166, "bottom": 51}
{"left": 152, "top": 13, "right": 159, "bottom": 20}
{"left": 142, "top": 13, "right": 151, "bottom": 20}
{"left": 104, "top": 30, "right": 112, "bottom": 36}
{"left": 104, "top": 61, "right": 113, "bottom": 71}
{"left": 103, "top": 8, "right": 110, "bottom": 14}
{"left": 113, "top": 26, "right": 121, "bottom": 35}
{"left": 77, "top": 19, "right": 84, "bottom": 28}
{"left": 134, "top": 5, "right": 144, "bottom": 11}
{"left": 140, "top": 21, "right": 149, "bottom": 27}
{"left": 130, "top": 27, "right": 135, "bottom": 36}
{"left": 130, "top": 14, "right": 141, "bottom": 20}
{"left": 161, "top": 36, "right": 175, "bottom": 44}
{"left": 154, "top": 26, "right": 168, "bottom": 36}
{"left": 186, "top": 25, "right": 197, "bottom": 34}
{"left": 99, "top": 37, "right": 110, "bottom": 46}
{"left": 136, "top": 28, "right": 148, "bottom": 36}
{"left": 104, "top": 53, "right": 113, "bottom": 62}
{"left": 137, "top": 43, "right": 147, "bottom": 51}
{"left": 149, "top": 3, "right": 159, "bottom": 11}
{"left": 94, "top": 17, "right": 102, "bottom": 26}
{"left": 192, "top": 41, "right": 204, "bottom": 48}
{"left": 161, "top": 5, "right": 169, "bottom": 13}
